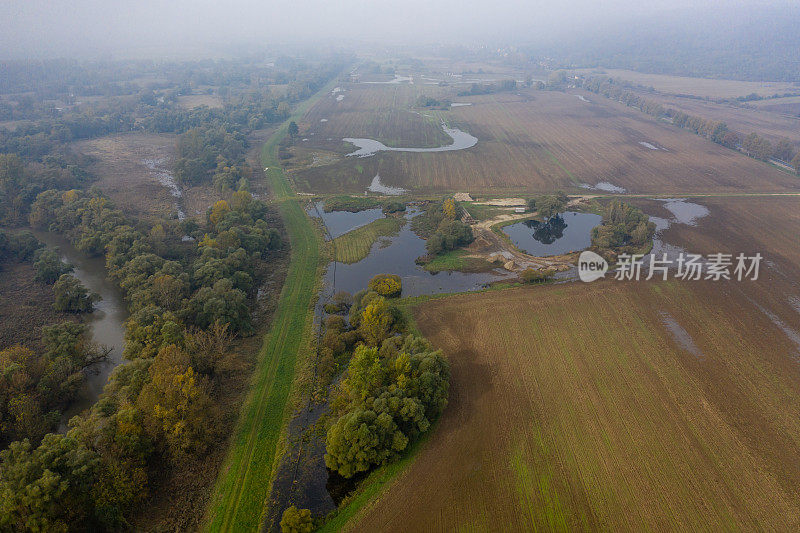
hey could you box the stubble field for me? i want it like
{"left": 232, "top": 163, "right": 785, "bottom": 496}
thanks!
{"left": 347, "top": 195, "right": 800, "bottom": 531}
{"left": 571, "top": 68, "right": 799, "bottom": 99}
{"left": 292, "top": 84, "right": 798, "bottom": 195}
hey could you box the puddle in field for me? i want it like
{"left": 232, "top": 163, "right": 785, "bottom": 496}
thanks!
{"left": 364, "top": 74, "right": 413, "bottom": 84}
{"left": 639, "top": 141, "right": 660, "bottom": 150}
{"left": 581, "top": 181, "right": 626, "bottom": 193}
{"left": 647, "top": 198, "right": 710, "bottom": 257}
{"left": 143, "top": 158, "right": 185, "bottom": 220}
{"left": 750, "top": 299, "right": 800, "bottom": 355}
{"left": 502, "top": 211, "right": 602, "bottom": 257}
{"left": 306, "top": 201, "right": 383, "bottom": 239}
{"left": 450, "top": 102, "right": 472, "bottom": 107}
{"left": 320, "top": 118, "right": 328, "bottom": 122}
{"left": 343, "top": 121, "right": 477, "bottom": 157}
{"left": 658, "top": 198, "right": 710, "bottom": 226}
{"left": 575, "top": 94, "right": 590, "bottom": 103}
{"left": 659, "top": 311, "right": 703, "bottom": 358}
{"left": 367, "top": 173, "right": 406, "bottom": 195}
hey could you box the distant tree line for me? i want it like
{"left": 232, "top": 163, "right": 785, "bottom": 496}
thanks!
{"left": 580, "top": 76, "right": 800, "bottom": 172}
{"left": 457, "top": 79, "right": 517, "bottom": 97}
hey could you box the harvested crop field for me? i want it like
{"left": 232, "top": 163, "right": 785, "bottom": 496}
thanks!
{"left": 301, "top": 83, "right": 452, "bottom": 148}
{"left": 572, "top": 68, "right": 799, "bottom": 99}
{"left": 623, "top": 89, "right": 800, "bottom": 148}
{"left": 350, "top": 277, "right": 800, "bottom": 531}
{"left": 294, "top": 88, "right": 799, "bottom": 195}
{"left": 348, "top": 194, "right": 800, "bottom": 531}
{"left": 751, "top": 95, "right": 800, "bottom": 116}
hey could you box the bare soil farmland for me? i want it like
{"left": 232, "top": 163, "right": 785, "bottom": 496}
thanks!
{"left": 572, "top": 68, "right": 800, "bottom": 98}
{"left": 349, "top": 196, "right": 800, "bottom": 532}
{"left": 294, "top": 87, "right": 799, "bottom": 195}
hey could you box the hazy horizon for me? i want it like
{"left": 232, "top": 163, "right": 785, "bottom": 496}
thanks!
{"left": 0, "top": 0, "right": 790, "bottom": 60}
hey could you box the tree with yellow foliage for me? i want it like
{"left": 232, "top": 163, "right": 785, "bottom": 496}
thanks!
{"left": 137, "top": 345, "right": 218, "bottom": 462}
{"left": 358, "top": 297, "right": 394, "bottom": 346}
{"left": 442, "top": 197, "right": 457, "bottom": 220}
{"left": 208, "top": 200, "right": 230, "bottom": 226}
{"left": 367, "top": 273, "right": 402, "bottom": 297}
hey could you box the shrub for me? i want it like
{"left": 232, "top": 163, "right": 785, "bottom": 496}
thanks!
{"left": 280, "top": 506, "right": 313, "bottom": 533}
{"left": 520, "top": 268, "right": 555, "bottom": 283}
{"left": 324, "top": 337, "right": 449, "bottom": 478}
{"left": 591, "top": 200, "right": 655, "bottom": 256}
{"left": 367, "top": 273, "right": 402, "bottom": 298}
{"left": 33, "top": 248, "right": 73, "bottom": 284}
{"left": 381, "top": 200, "right": 406, "bottom": 214}
{"left": 424, "top": 219, "right": 473, "bottom": 256}
{"left": 53, "top": 274, "right": 99, "bottom": 313}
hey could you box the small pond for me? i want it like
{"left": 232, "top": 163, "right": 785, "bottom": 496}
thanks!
{"left": 309, "top": 207, "right": 514, "bottom": 298}
{"left": 502, "top": 211, "right": 602, "bottom": 257}
{"left": 306, "top": 201, "right": 384, "bottom": 239}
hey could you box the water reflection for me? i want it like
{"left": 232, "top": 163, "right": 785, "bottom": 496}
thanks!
{"left": 306, "top": 201, "right": 383, "bottom": 239}
{"left": 524, "top": 214, "right": 567, "bottom": 245}
{"left": 503, "top": 212, "right": 602, "bottom": 257}
{"left": 311, "top": 208, "right": 513, "bottom": 298}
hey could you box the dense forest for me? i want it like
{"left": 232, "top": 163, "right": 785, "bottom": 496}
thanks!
{"left": 0, "top": 55, "right": 345, "bottom": 530}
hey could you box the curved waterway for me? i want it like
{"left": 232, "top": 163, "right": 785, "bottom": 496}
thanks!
{"left": 306, "top": 201, "right": 384, "bottom": 239}
{"left": 33, "top": 232, "right": 128, "bottom": 428}
{"left": 343, "top": 122, "right": 477, "bottom": 157}
{"left": 314, "top": 207, "right": 514, "bottom": 298}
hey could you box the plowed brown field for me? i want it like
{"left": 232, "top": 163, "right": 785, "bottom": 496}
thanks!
{"left": 349, "top": 196, "right": 800, "bottom": 531}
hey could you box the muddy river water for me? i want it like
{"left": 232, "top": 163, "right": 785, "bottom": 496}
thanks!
{"left": 33, "top": 231, "right": 128, "bottom": 428}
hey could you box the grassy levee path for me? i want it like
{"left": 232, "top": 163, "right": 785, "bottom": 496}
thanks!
{"left": 203, "top": 83, "right": 333, "bottom": 532}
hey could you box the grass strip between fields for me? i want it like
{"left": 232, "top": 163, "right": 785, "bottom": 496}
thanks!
{"left": 332, "top": 217, "right": 403, "bottom": 264}
{"left": 203, "top": 82, "right": 334, "bottom": 532}
{"left": 422, "top": 249, "right": 495, "bottom": 273}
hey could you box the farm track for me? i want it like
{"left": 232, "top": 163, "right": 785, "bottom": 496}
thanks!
{"left": 203, "top": 80, "right": 335, "bottom": 532}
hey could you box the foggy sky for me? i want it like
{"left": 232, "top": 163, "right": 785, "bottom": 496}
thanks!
{"left": 0, "top": 0, "right": 787, "bottom": 59}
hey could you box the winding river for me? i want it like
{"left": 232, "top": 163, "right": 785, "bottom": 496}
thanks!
{"left": 33, "top": 231, "right": 128, "bottom": 428}
{"left": 343, "top": 122, "right": 478, "bottom": 157}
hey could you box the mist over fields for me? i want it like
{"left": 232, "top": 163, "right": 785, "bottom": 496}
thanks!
{"left": 2, "top": 0, "right": 799, "bottom": 81}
